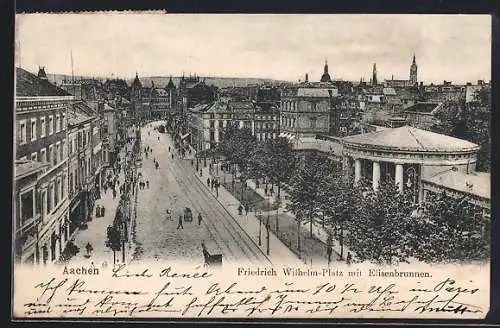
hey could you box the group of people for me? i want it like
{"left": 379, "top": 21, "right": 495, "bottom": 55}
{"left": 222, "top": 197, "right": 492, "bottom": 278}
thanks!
{"left": 176, "top": 211, "right": 203, "bottom": 229}
{"left": 206, "top": 177, "right": 220, "bottom": 191}
{"left": 139, "top": 180, "right": 149, "bottom": 189}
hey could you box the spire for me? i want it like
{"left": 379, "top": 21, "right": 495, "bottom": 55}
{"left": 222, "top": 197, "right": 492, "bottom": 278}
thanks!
{"left": 320, "top": 59, "right": 332, "bottom": 83}
{"left": 412, "top": 53, "right": 416, "bottom": 65}
{"left": 305, "top": 73, "right": 309, "bottom": 83}
{"left": 372, "top": 63, "right": 378, "bottom": 86}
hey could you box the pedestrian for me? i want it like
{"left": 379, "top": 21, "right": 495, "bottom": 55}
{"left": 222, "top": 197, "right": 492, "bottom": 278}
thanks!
{"left": 146, "top": 180, "right": 149, "bottom": 189}
{"left": 168, "top": 146, "right": 171, "bottom": 152}
{"left": 113, "top": 188, "right": 117, "bottom": 199}
{"left": 95, "top": 205, "right": 101, "bottom": 217}
{"left": 327, "top": 246, "right": 332, "bottom": 265}
{"left": 346, "top": 252, "right": 352, "bottom": 265}
{"left": 85, "top": 242, "right": 93, "bottom": 256}
{"left": 207, "top": 178, "right": 210, "bottom": 187}
{"left": 238, "top": 204, "right": 243, "bottom": 215}
{"left": 172, "top": 154, "right": 174, "bottom": 160}
{"left": 198, "top": 212, "right": 202, "bottom": 226}
{"left": 244, "top": 204, "right": 249, "bottom": 216}
{"left": 177, "top": 215, "right": 184, "bottom": 229}
{"left": 158, "top": 137, "right": 160, "bottom": 141}
{"left": 264, "top": 186, "right": 268, "bottom": 196}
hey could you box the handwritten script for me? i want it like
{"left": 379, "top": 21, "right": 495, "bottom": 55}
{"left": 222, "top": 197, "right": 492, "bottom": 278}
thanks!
{"left": 15, "top": 264, "right": 487, "bottom": 319}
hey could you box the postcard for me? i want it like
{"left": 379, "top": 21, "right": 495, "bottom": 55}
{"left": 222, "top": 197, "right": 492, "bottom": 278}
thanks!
{"left": 12, "top": 13, "right": 491, "bottom": 319}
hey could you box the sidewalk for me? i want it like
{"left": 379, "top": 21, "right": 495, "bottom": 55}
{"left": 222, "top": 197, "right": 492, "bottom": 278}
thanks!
{"left": 245, "top": 179, "right": 353, "bottom": 262}
{"left": 188, "top": 163, "right": 302, "bottom": 266}
{"left": 71, "top": 153, "right": 127, "bottom": 266}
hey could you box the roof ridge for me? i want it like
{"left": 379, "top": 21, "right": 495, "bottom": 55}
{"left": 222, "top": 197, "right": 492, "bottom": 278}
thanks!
{"left": 406, "top": 126, "right": 426, "bottom": 150}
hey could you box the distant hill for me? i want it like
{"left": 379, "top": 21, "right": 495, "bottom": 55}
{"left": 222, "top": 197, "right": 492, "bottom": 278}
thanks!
{"left": 40, "top": 72, "right": 288, "bottom": 89}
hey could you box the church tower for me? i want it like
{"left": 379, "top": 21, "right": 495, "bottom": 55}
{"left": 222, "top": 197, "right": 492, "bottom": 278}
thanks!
{"left": 320, "top": 59, "right": 332, "bottom": 83}
{"left": 372, "top": 63, "right": 378, "bottom": 86}
{"left": 409, "top": 54, "right": 418, "bottom": 86}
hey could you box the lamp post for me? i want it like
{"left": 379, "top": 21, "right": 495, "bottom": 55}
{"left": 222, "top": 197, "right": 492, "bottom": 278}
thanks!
{"left": 266, "top": 213, "right": 270, "bottom": 256}
{"left": 258, "top": 210, "right": 262, "bottom": 246}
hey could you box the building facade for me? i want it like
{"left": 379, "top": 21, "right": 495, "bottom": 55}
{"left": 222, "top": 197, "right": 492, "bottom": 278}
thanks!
{"left": 15, "top": 67, "right": 74, "bottom": 265}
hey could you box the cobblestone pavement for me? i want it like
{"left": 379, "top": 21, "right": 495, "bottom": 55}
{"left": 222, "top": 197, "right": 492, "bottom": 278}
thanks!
{"left": 131, "top": 122, "right": 271, "bottom": 266}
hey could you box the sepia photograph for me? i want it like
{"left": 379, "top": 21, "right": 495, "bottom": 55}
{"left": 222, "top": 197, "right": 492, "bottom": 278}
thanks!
{"left": 12, "top": 13, "right": 491, "bottom": 319}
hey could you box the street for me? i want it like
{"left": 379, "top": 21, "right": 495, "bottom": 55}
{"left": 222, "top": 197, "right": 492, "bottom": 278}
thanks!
{"left": 132, "top": 122, "right": 271, "bottom": 265}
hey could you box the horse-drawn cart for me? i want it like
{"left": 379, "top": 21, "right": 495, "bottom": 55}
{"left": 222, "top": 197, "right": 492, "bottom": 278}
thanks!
{"left": 202, "top": 242, "right": 222, "bottom": 266}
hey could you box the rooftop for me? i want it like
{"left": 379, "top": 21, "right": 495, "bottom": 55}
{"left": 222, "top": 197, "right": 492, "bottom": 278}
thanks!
{"left": 404, "top": 102, "right": 441, "bottom": 114}
{"left": 16, "top": 67, "right": 71, "bottom": 97}
{"left": 342, "top": 125, "right": 479, "bottom": 153}
{"left": 422, "top": 169, "right": 490, "bottom": 200}
{"left": 296, "top": 88, "right": 332, "bottom": 98}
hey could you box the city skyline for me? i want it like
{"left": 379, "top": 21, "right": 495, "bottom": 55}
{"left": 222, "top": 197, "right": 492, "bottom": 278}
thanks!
{"left": 16, "top": 14, "right": 490, "bottom": 84}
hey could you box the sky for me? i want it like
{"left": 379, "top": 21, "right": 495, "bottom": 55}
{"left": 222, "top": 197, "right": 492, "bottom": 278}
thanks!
{"left": 15, "top": 13, "right": 491, "bottom": 84}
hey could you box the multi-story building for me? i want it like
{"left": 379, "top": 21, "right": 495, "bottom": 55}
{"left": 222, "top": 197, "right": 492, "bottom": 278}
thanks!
{"left": 253, "top": 106, "right": 280, "bottom": 142}
{"left": 178, "top": 74, "right": 216, "bottom": 112}
{"left": 189, "top": 101, "right": 230, "bottom": 151}
{"left": 280, "top": 86, "right": 336, "bottom": 139}
{"left": 66, "top": 100, "right": 103, "bottom": 235}
{"left": 15, "top": 67, "right": 74, "bottom": 264}
{"left": 329, "top": 96, "right": 360, "bottom": 137}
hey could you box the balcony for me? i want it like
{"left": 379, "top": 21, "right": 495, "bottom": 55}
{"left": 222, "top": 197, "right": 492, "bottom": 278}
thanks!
{"left": 16, "top": 213, "right": 41, "bottom": 236}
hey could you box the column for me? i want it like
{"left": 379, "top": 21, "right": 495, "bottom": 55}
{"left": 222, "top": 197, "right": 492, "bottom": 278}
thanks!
{"left": 372, "top": 161, "right": 380, "bottom": 191}
{"left": 46, "top": 242, "right": 52, "bottom": 265}
{"left": 354, "top": 159, "right": 362, "bottom": 185}
{"left": 395, "top": 163, "right": 404, "bottom": 193}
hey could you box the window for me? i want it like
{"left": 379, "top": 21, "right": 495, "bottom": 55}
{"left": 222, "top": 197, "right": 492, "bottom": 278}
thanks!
{"left": 48, "top": 145, "right": 53, "bottom": 165}
{"left": 61, "top": 174, "right": 66, "bottom": 199}
{"left": 47, "top": 184, "right": 53, "bottom": 213}
{"left": 19, "top": 120, "right": 27, "bottom": 144}
{"left": 48, "top": 115, "right": 54, "bottom": 135}
{"left": 30, "top": 118, "right": 37, "bottom": 141}
{"left": 56, "top": 114, "right": 60, "bottom": 132}
{"left": 31, "top": 152, "right": 37, "bottom": 161}
{"left": 54, "top": 179, "right": 59, "bottom": 206}
{"left": 40, "top": 148, "right": 46, "bottom": 162}
{"left": 40, "top": 117, "right": 46, "bottom": 137}
{"left": 55, "top": 143, "right": 60, "bottom": 164}
{"left": 62, "top": 139, "right": 66, "bottom": 158}
{"left": 62, "top": 113, "right": 66, "bottom": 130}
{"left": 20, "top": 190, "right": 34, "bottom": 222}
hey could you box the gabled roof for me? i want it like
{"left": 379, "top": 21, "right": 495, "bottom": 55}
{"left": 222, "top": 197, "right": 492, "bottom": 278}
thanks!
{"left": 382, "top": 87, "right": 396, "bottom": 96}
{"left": 16, "top": 67, "right": 71, "bottom": 97}
{"left": 296, "top": 88, "right": 331, "bottom": 98}
{"left": 404, "top": 102, "right": 441, "bottom": 114}
{"left": 68, "top": 102, "right": 94, "bottom": 125}
{"left": 422, "top": 169, "right": 490, "bottom": 200}
{"left": 342, "top": 125, "right": 480, "bottom": 152}
{"left": 228, "top": 101, "right": 254, "bottom": 111}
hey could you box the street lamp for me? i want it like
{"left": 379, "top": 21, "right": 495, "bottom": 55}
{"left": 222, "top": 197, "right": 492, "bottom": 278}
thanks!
{"left": 258, "top": 210, "right": 262, "bottom": 246}
{"left": 266, "top": 213, "right": 270, "bottom": 255}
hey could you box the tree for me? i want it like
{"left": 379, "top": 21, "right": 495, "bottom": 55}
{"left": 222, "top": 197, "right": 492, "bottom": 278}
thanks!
{"left": 318, "top": 169, "right": 360, "bottom": 259}
{"left": 105, "top": 225, "right": 121, "bottom": 265}
{"left": 218, "top": 124, "right": 258, "bottom": 201}
{"left": 431, "top": 87, "right": 491, "bottom": 172}
{"left": 407, "top": 192, "right": 489, "bottom": 263}
{"left": 287, "top": 152, "right": 331, "bottom": 239}
{"left": 344, "top": 179, "right": 414, "bottom": 265}
{"left": 261, "top": 137, "right": 297, "bottom": 198}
